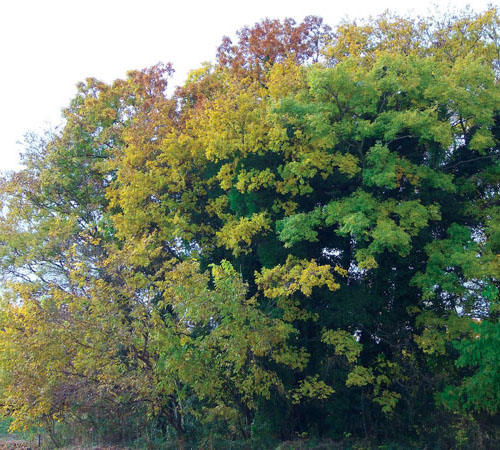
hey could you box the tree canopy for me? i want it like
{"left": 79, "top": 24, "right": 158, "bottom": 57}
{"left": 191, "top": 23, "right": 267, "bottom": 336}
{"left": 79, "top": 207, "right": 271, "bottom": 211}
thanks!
{"left": 0, "top": 7, "right": 499, "bottom": 448}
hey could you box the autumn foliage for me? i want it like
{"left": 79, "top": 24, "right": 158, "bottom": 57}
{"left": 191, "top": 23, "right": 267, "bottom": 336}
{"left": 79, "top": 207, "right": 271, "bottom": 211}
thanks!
{"left": 0, "top": 8, "right": 499, "bottom": 448}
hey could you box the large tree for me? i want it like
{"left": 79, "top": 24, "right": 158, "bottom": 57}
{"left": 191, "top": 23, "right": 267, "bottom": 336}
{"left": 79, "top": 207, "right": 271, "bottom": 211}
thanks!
{"left": 0, "top": 8, "right": 498, "bottom": 448}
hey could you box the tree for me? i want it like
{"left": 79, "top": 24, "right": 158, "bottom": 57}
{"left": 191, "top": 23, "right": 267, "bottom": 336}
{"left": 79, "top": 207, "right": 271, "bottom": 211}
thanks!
{"left": 0, "top": 8, "right": 498, "bottom": 447}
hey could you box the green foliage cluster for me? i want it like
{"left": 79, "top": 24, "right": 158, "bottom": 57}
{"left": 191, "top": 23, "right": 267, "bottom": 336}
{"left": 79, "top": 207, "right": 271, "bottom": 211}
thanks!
{"left": 0, "top": 7, "right": 499, "bottom": 448}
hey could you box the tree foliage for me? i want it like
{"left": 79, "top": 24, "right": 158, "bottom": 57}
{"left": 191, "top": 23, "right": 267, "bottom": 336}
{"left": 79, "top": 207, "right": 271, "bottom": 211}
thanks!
{"left": 0, "top": 7, "right": 499, "bottom": 448}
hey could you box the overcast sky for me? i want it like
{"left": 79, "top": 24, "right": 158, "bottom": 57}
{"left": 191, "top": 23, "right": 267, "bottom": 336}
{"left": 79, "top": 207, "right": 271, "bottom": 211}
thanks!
{"left": 0, "top": 0, "right": 493, "bottom": 172}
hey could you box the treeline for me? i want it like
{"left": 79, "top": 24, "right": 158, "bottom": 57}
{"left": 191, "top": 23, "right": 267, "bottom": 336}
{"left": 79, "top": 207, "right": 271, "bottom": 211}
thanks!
{"left": 0, "top": 8, "right": 499, "bottom": 449}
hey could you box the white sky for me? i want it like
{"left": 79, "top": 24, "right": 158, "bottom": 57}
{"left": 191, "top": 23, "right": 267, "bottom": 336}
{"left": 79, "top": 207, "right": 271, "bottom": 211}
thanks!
{"left": 0, "top": 0, "right": 494, "bottom": 172}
